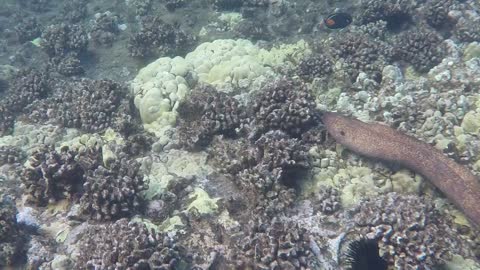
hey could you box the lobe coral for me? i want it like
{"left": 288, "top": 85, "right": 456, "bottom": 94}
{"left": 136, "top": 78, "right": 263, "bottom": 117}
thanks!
{"left": 322, "top": 112, "right": 480, "bottom": 228}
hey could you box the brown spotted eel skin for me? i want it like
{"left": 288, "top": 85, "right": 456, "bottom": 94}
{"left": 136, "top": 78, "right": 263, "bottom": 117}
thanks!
{"left": 322, "top": 112, "right": 480, "bottom": 227}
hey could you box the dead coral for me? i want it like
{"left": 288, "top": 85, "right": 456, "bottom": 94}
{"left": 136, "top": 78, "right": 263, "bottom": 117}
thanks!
{"left": 76, "top": 218, "right": 190, "bottom": 269}
{"left": 177, "top": 84, "right": 248, "bottom": 149}
{"left": 350, "top": 193, "right": 476, "bottom": 269}
{"left": 250, "top": 79, "right": 319, "bottom": 138}
{"left": 21, "top": 145, "right": 84, "bottom": 206}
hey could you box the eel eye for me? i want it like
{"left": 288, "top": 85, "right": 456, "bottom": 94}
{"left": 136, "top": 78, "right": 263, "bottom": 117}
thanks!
{"left": 340, "top": 131, "right": 346, "bottom": 136}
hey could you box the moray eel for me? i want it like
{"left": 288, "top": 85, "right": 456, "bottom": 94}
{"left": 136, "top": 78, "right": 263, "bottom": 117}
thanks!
{"left": 322, "top": 112, "right": 480, "bottom": 227}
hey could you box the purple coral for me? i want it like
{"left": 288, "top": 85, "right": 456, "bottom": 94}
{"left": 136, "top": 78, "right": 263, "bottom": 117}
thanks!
{"left": 349, "top": 192, "right": 476, "bottom": 269}
{"left": 21, "top": 145, "right": 84, "bottom": 206}
{"left": 250, "top": 78, "right": 319, "bottom": 138}
{"left": 76, "top": 219, "right": 189, "bottom": 269}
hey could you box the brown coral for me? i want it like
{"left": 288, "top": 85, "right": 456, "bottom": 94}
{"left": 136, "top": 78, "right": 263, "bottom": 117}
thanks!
{"left": 76, "top": 219, "right": 190, "bottom": 269}
{"left": 349, "top": 192, "right": 475, "bottom": 269}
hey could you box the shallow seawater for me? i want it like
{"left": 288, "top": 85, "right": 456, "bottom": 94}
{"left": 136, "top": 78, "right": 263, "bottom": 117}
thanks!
{"left": 0, "top": 0, "right": 480, "bottom": 269}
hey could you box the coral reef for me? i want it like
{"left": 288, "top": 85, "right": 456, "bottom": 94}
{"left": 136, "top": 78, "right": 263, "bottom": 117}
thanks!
{"left": 209, "top": 130, "right": 308, "bottom": 216}
{"left": 356, "top": 0, "right": 414, "bottom": 31}
{"left": 127, "top": 15, "right": 194, "bottom": 57}
{"left": 15, "top": 17, "right": 42, "bottom": 43}
{"left": 0, "top": 69, "right": 51, "bottom": 136}
{"left": 0, "top": 196, "right": 27, "bottom": 267}
{"left": 211, "top": 130, "right": 309, "bottom": 193}
{"left": 89, "top": 12, "right": 119, "bottom": 46}
{"left": 21, "top": 145, "right": 84, "bottom": 206}
{"left": 164, "top": 0, "right": 186, "bottom": 11}
{"left": 121, "top": 132, "right": 155, "bottom": 157}
{"left": 250, "top": 79, "right": 319, "bottom": 138}
{"left": 454, "top": 17, "right": 480, "bottom": 43}
{"left": 40, "top": 23, "right": 88, "bottom": 76}
{"left": 350, "top": 193, "right": 475, "bottom": 269}
{"left": 0, "top": 145, "right": 24, "bottom": 166}
{"left": 296, "top": 54, "right": 334, "bottom": 82}
{"left": 328, "top": 33, "right": 393, "bottom": 81}
{"left": 26, "top": 78, "right": 137, "bottom": 134}
{"left": 76, "top": 219, "right": 190, "bottom": 269}
{"left": 177, "top": 84, "right": 247, "bottom": 149}
{"left": 393, "top": 28, "right": 446, "bottom": 72}
{"left": 80, "top": 154, "right": 148, "bottom": 221}
{"left": 41, "top": 23, "right": 88, "bottom": 57}
{"left": 423, "top": 0, "right": 454, "bottom": 28}
{"left": 311, "top": 186, "right": 341, "bottom": 215}
{"left": 49, "top": 54, "right": 84, "bottom": 76}
{"left": 61, "top": 0, "right": 88, "bottom": 23}
{"left": 229, "top": 218, "right": 320, "bottom": 269}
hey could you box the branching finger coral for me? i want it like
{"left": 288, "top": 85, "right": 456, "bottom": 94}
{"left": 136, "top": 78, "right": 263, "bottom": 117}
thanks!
{"left": 76, "top": 219, "right": 190, "bottom": 269}
{"left": 349, "top": 193, "right": 476, "bottom": 269}
{"left": 250, "top": 78, "right": 319, "bottom": 138}
{"left": 21, "top": 145, "right": 84, "bottom": 206}
{"left": 79, "top": 155, "right": 148, "bottom": 221}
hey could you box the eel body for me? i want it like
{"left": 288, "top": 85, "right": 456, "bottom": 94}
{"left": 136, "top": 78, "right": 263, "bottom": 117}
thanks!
{"left": 322, "top": 112, "right": 480, "bottom": 227}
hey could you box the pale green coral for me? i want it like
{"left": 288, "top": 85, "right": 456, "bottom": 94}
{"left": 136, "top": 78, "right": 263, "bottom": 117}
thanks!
{"left": 131, "top": 39, "right": 310, "bottom": 133}
{"left": 186, "top": 187, "right": 219, "bottom": 215}
{"left": 160, "top": 215, "right": 184, "bottom": 232}
{"left": 463, "top": 42, "right": 480, "bottom": 62}
{"left": 340, "top": 166, "right": 390, "bottom": 207}
{"left": 58, "top": 128, "right": 128, "bottom": 166}
{"left": 0, "top": 122, "right": 80, "bottom": 155}
{"left": 390, "top": 169, "right": 422, "bottom": 194}
{"left": 143, "top": 150, "right": 213, "bottom": 200}
{"left": 217, "top": 210, "right": 239, "bottom": 230}
{"left": 218, "top": 12, "right": 243, "bottom": 28}
{"left": 461, "top": 110, "right": 480, "bottom": 135}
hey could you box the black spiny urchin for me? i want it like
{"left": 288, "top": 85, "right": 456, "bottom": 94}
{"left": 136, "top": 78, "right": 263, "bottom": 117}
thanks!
{"left": 345, "top": 238, "right": 388, "bottom": 270}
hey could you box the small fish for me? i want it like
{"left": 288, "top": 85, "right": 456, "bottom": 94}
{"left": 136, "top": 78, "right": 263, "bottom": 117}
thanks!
{"left": 324, "top": 12, "right": 353, "bottom": 29}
